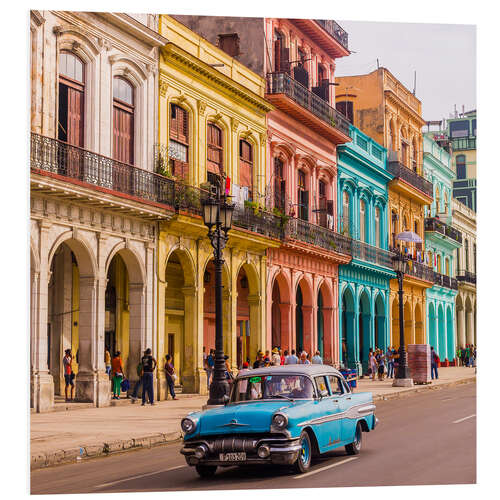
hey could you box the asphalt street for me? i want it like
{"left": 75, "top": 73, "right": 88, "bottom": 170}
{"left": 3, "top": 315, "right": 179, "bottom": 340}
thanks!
{"left": 30, "top": 382, "right": 476, "bottom": 494}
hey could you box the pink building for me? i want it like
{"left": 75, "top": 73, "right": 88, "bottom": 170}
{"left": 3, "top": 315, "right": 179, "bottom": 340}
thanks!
{"left": 172, "top": 16, "right": 353, "bottom": 364}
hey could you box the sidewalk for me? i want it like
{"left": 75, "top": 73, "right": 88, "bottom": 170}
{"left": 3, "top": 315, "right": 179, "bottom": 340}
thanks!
{"left": 30, "top": 366, "right": 475, "bottom": 470}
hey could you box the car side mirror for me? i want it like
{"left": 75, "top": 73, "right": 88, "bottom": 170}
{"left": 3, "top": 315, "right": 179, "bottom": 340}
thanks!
{"left": 318, "top": 389, "right": 328, "bottom": 399}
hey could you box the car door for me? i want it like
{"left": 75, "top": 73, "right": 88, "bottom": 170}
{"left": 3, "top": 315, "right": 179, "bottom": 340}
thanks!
{"left": 312, "top": 376, "right": 343, "bottom": 453}
{"left": 332, "top": 375, "right": 356, "bottom": 444}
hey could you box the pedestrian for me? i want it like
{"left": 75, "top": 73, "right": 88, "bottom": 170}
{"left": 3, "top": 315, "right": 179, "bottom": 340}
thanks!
{"left": 253, "top": 350, "right": 265, "bottom": 369}
{"left": 141, "top": 348, "right": 156, "bottom": 405}
{"left": 282, "top": 350, "right": 289, "bottom": 365}
{"left": 369, "top": 350, "right": 378, "bottom": 381}
{"left": 104, "top": 348, "right": 112, "bottom": 377}
{"left": 224, "top": 355, "right": 234, "bottom": 380}
{"left": 63, "top": 349, "right": 75, "bottom": 402}
{"left": 430, "top": 346, "right": 439, "bottom": 380}
{"left": 386, "top": 347, "right": 394, "bottom": 378}
{"left": 264, "top": 356, "right": 272, "bottom": 367}
{"left": 271, "top": 347, "right": 281, "bottom": 366}
{"left": 468, "top": 345, "right": 474, "bottom": 368}
{"left": 312, "top": 351, "right": 323, "bottom": 364}
{"left": 299, "top": 351, "right": 310, "bottom": 364}
{"left": 376, "top": 350, "right": 386, "bottom": 380}
{"left": 280, "top": 348, "right": 285, "bottom": 365}
{"left": 111, "top": 351, "right": 125, "bottom": 400}
{"left": 456, "top": 346, "right": 462, "bottom": 367}
{"left": 206, "top": 349, "right": 215, "bottom": 389}
{"left": 285, "top": 349, "right": 299, "bottom": 365}
{"left": 131, "top": 351, "right": 146, "bottom": 403}
{"left": 164, "top": 354, "right": 177, "bottom": 400}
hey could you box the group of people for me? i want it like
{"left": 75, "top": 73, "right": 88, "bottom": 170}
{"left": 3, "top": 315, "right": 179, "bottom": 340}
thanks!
{"left": 456, "top": 344, "right": 476, "bottom": 367}
{"left": 367, "top": 347, "right": 399, "bottom": 381}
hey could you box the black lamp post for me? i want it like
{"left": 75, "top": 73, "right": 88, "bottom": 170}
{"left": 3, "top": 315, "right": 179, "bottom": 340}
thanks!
{"left": 391, "top": 251, "right": 412, "bottom": 385}
{"left": 201, "top": 181, "right": 235, "bottom": 406}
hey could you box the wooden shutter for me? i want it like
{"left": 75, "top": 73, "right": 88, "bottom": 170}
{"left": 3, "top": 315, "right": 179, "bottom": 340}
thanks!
{"left": 239, "top": 140, "right": 253, "bottom": 199}
{"left": 274, "top": 38, "right": 281, "bottom": 72}
{"left": 170, "top": 105, "right": 188, "bottom": 144}
{"left": 207, "top": 123, "right": 223, "bottom": 175}
{"left": 301, "top": 191, "right": 309, "bottom": 221}
{"left": 67, "top": 87, "right": 84, "bottom": 147}
{"left": 280, "top": 47, "right": 290, "bottom": 73}
{"left": 113, "top": 103, "right": 134, "bottom": 165}
{"left": 293, "top": 65, "right": 309, "bottom": 88}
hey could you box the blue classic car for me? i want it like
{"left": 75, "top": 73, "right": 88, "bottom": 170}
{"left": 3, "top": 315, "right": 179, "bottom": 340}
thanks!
{"left": 180, "top": 365, "right": 378, "bottom": 477}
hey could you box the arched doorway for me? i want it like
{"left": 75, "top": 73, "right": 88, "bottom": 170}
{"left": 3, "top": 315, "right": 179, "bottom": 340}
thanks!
{"left": 358, "top": 290, "right": 371, "bottom": 372}
{"left": 446, "top": 306, "right": 454, "bottom": 361}
{"left": 404, "top": 301, "right": 412, "bottom": 346}
{"left": 236, "top": 267, "right": 250, "bottom": 368}
{"left": 415, "top": 302, "right": 424, "bottom": 344}
{"left": 437, "top": 304, "right": 446, "bottom": 360}
{"left": 296, "top": 285, "right": 303, "bottom": 353}
{"left": 271, "top": 272, "right": 291, "bottom": 353}
{"left": 374, "top": 293, "right": 386, "bottom": 351}
{"left": 296, "top": 278, "right": 313, "bottom": 355}
{"left": 428, "top": 302, "right": 437, "bottom": 350}
{"left": 317, "top": 289, "right": 324, "bottom": 356}
{"left": 341, "top": 287, "right": 355, "bottom": 368}
{"left": 317, "top": 281, "right": 334, "bottom": 363}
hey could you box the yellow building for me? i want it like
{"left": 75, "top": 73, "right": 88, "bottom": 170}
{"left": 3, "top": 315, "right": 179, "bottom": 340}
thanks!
{"left": 156, "top": 16, "right": 278, "bottom": 396}
{"left": 336, "top": 68, "right": 434, "bottom": 348}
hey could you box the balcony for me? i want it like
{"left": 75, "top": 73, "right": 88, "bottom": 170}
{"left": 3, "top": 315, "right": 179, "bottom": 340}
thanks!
{"left": 232, "top": 204, "right": 284, "bottom": 240}
{"left": 315, "top": 20, "right": 349, "bottom": 50}
{"left": 286, "top": 217, "right": 352, "bottom": 256}
{"left": 404, "top": 260, "right": 435, "bottom": 283}
{"left": 387, "top": 152, "right": 433, "bottom": 200}
{"left": 424, "top": 217, "right": 462, "bottom": 244}
{"left": 433, "top": 271, "right": 458, "bottom": 290}
{"left": 351, "top": 240, "right": 395, "bottom": 268}
{"left": 456, "top": 270, "right": 476, "bottom": 285}
{"left": 451, "top": 137, "right": 476, "bottom": 151}
{"left": 266, "top": 72, "right": 351, "bottom": 144}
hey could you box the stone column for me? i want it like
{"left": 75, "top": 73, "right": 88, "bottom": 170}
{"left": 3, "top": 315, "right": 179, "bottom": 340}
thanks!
{"left": 156, "top": 279, "right": 167, "bottom": 401}
{"left": 128, "top": 283, "right": 145, "bottom": 390}
{"left": 302, "top": 305, "right": 313, "bottom": 356}
{"left": 322, "top": 307, "right": 334, "bottom": 365}
{"left": 182, "top": 285, "right": 201, "bottom": 393}
{"left": 466, "top": 309, "right": 474, "bottom": 345}
{"left": 457, "top": 305, "right": 466, "bottom": 348}
{"left": 31, "top": 221, "right": 54, "bottom": 412}
{"left": 248, "top": 293, "right": 261, "bottom": 363}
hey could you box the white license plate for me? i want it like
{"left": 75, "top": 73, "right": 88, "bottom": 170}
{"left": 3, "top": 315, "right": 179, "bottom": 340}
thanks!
{"left": 219, "top": 452, "right": 246, "bottom": 462}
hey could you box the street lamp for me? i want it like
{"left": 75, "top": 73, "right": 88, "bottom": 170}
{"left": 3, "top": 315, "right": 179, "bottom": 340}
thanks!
{"left": 391, "top": 251, "right": 413, "bottom": 387}
{"left": 201, "top": 179, "right": 235, "bottom": 406}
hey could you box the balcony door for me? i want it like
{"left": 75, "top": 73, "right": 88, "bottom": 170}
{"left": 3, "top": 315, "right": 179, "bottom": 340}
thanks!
{"left": 207, "top": 122, "right": 223, "bottom": 187}
{"left": 298, "top": 170, "right": 309, "bottom": 221}
{"left": 113, "top": 77, "right": 134, "bottom": 165}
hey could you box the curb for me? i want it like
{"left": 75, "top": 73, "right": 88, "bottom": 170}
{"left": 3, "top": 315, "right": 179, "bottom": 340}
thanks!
{"left": 371, "top": 376, "right": 475, "bottom": 402}
{"left": 31, "top": 431, "right": 182, "bottom": 471}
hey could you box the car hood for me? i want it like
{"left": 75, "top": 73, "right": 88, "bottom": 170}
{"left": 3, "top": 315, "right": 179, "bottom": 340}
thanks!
{"left": 198, "top": 400, "right": 299, "bottom": 435}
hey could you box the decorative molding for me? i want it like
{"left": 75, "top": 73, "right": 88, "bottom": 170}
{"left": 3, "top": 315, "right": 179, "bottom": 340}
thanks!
{"left": 159, "top": 77, "right": 168, "bottom": 97}
{"left": 231, "top": 117, "right": 240, "bottom": 132}
{"left": 198, "top": 100, "right": 207, "bottom": 116}
{"left": 260, "top": 131, "right": 267, "bottom": 147}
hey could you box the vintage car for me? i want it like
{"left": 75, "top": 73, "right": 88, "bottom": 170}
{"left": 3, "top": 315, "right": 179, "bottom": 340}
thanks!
{"left": 180, "top": 365, "right": 378, "bottom": 477}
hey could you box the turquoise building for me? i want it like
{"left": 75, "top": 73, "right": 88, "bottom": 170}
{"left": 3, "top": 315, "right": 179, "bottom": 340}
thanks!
{"left": 423, "top": 133, "right": 461, "bottom": 362}
{"left": 337, "top": 126, "right": 395, "bottom": 374}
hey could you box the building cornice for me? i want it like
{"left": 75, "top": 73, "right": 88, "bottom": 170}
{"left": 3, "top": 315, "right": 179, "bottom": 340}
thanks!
{"left": 30, "top": 10, "right": 45, "bottom": 27}
{"left": 384, "top": 91, "right": 426, "bottom": 127}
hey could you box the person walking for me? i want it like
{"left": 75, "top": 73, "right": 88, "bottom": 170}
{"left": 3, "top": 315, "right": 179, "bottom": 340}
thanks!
{"left": 131, "top": 351, "right": 146, "bottom": 403}
{"left": 280, "top": 348, "right": 285, "bottom": 365}
{"left": 63, "top": 349, "right": 75, "bottom": 402}
{"left": 386, "top": 347, "right": 394, "bottom": 378}
{"left": 104, "top": 349, "right": 112, "bottom": 377}
{"left": 141, "top": 348, "right": 157, "bottom": 405}
{"left": 312, "top": 351, "right": 323, "bottom": 364}
{"left": 111, "top": 351, "right": 125, "bottom": 400}
{"left": 430, "top": 346, "right": 439, "bottom": 380}
{"left": 376, "top": 349, "right": 386, "bottom": 380}
{"left": 271, "top": 348, "right": 281, "bottom": 366}
{"left": 369, "top": 350, "right": 378, "bottom": 381}
{"left": 206, "top": 349, "right": 215, "bottom": 389}
{"left": 164, "top": 354, "right": 177, "bottom": 400}
{"left": 468, "top": 345, "right": 474, "bottom": 368}
{"left": 299, "top": 352, "right": 310, "bottom": 364}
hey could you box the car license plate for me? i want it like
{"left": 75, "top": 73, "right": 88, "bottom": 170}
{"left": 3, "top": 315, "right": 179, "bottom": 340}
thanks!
{"left": 219, "top": 452, "right": 246, "bottom": 462}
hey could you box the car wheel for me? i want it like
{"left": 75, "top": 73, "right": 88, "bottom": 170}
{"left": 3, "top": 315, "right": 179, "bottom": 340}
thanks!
{"left": 293, "top": 430, "right": 312, "bottom": 474}
{"left": 345, "top": 422, "right": 362, "bottom": 455}
{"left": 195, "top": 464, "right": 217, "bottom": 478}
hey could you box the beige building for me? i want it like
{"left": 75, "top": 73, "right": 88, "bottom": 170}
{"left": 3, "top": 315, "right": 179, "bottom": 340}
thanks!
{"left": 451, "top": 198, "right": 476, "bottom": 346}
{"left": 30, "top": 10, "right": 167, "bottom": 412}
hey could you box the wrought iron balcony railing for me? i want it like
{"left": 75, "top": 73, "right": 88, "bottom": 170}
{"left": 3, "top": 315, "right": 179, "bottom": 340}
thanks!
{"left": 405, "top": 259, "right": 435, "bottom": 282}
{"left": 433, "top": 271, "right": 458, "bottom": 290}
{"left": 315, "top": 20, "right": 349, "bottom": 50}
{"left": 387, "top": 153, "right": 433, "bottom": 198}
{"left": 31, "top": 133, "right": 177, "bottom": 207}
{"left": 232, "top": 205, "right": 284, "bottom": 240}
{"left": 286, "top": 217, "right": 352, "bottom": 256}
{"left": 451, "top": 137, "right": 476, "bottom": 151}
{"left": 266, "top": 72, "right": 351, "bottom": 137}
{"left": 351, "top": 240, "right": 395, "bottom": 268}
{"left": 456, "top": 270, "right": 476, "bottom": 285}
{"left": 424, "top": 217, "right": 463, "bottom": 244}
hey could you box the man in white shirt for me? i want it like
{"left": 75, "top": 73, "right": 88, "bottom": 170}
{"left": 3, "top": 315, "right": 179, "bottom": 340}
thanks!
{"left": 312, "top": 351, "right": 323, "bottom": 364}
{"left": 271, "top": 347, "right": 281, "bottom": 366}
{"left": 285, "top": 349, "right": 299, "bottom": 364}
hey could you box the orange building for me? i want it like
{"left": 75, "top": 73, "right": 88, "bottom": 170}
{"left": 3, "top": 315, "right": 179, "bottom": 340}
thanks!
{"left": 336, "top": 68, "right": 434, "bottom": 348}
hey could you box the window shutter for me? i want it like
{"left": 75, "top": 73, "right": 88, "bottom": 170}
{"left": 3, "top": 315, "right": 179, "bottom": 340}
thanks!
{"left": 280, "top": 47, "right": 290, "bottom": 73}
{"left": 327, "top": 200, "right": 334, "bottom": 215}
{"left": 293, "top": 65, "right": 309, "bottom": 88}
{"left": 274, "top": 38, "right": 281, "bottom": 72}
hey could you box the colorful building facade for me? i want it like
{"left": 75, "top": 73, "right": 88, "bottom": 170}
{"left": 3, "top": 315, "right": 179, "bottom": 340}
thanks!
{"left": 337, "top": 125, "right": 395, "bottom": 373}
{"left": 336, "top": 68, "right": 435, "bottom": 349}
{"left": 422, "top": 134, "right": 461, "bottom": 362}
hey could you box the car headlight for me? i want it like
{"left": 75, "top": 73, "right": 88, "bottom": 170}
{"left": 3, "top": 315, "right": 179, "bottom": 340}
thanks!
{"left": 272, "top": 413, "right": 288, "bottom": 430}
{"left": 181, "top": 417, "right": 197, "bottom": 434}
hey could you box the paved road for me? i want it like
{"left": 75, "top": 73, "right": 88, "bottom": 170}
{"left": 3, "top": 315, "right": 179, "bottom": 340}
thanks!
{"left": 31, "top": 383, "right": 476, "bottom": 494}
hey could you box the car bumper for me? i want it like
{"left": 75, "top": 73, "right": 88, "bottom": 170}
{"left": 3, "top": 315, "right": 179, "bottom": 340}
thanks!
{"left": 373, "top": 415, "right": 379, "bottom": 430}
{"left": 181, "top": 437, "right": 301, "bottom": 467}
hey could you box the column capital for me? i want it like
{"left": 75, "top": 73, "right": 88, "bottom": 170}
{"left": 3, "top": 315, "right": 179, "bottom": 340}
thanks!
{"left": 247, "top": 294, "right": 261, "bottom": 306}
{"left": 182, "top": 285, "right": 197, "bottom": 297}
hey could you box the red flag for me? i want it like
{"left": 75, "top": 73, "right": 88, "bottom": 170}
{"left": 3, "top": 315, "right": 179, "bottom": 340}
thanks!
{"left": 225, "top": 177, "right": 231, "bottom": 195}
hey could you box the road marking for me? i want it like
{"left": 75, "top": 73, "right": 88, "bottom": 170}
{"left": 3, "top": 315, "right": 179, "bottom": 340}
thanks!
{"left": 292, "top": 456, "right": 358, "bottom": 479}
{"left": 453, "top": 414, "right": 476, "bottom": 424}
{"left": 441, "top": 398, "right": 453, "bottom": 401}
{"left": 94, "top": 465, "right": 186, "bottom": 489}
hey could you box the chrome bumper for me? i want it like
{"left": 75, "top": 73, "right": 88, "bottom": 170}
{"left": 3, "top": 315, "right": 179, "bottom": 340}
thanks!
{"left": 373, "top": 416, "right": 379, "bottom": 429}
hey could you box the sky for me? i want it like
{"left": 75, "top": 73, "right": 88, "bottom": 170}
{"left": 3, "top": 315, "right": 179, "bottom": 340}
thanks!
{"left": 334, "top": 20, "right": 476, "bottom": 123}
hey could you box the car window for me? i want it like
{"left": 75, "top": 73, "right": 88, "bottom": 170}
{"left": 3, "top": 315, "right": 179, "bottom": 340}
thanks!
{"left": 328, "top": 375, "right": 344, "bottom": 395}
{"left": 341, "top": 378, "right": 351, "bottom": 394}
{"left": 314, "top": 376, "right": 330, "bottom": 398}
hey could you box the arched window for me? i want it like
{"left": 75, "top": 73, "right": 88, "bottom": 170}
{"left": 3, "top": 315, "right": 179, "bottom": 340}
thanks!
{"left": 207, "top": 122, "right": 223, "bottom": 186}
{"left": 391, "top": 210, "right": 398, "bottom": 248}
{"left": 456, "top": 154, "right": 466, "bottom": 179}
{"left": 360, "top": 199, "right": 367, "bottom": 242}
{"left": 314, "top": 64, "right": 329, "bottom": 103}
{"left": 375, "top": 206, "right": 381, "bottom": 248}
{"left": 239, "top": 139, "right": 253, "bottom": 201}
{"left": 298, "top": 170, "right": 308, "bottom": 221}
{"left": 342, "top": 191, "right": 351, "bottom": 235}
{"left": 273, "top": 30, "right": 289, "bottom": 73}
{"left": 169, "top": 104, "right": 189, "bottom": 179}
{"left": 58, "top": 51, "right": 85, "bottom": 147}
{"left": 274, "top": 156, "right": 286, "bottom": 211}
{"left": 113, "top": 77, "right": 134, "bottom": 164}
{"left": 412, "top": 138, "right": 418, "bottom": 172}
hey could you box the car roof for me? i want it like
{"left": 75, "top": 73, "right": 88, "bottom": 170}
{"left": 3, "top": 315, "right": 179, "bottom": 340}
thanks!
{"left": 237, "top": 364, "right": 342, "bottom": 378}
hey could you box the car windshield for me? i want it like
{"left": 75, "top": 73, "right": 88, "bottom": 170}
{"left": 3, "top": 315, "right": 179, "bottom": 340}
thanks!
{"left": 231, "top": 374, "right": 314, "bottom": 402}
